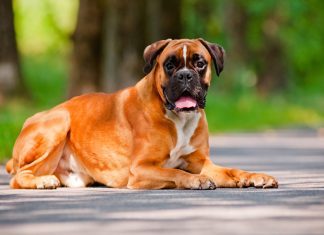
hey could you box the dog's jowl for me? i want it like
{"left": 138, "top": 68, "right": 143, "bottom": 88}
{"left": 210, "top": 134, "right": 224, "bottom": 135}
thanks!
{"left": 6, "top": 39, "right": 278, "bottom": 189}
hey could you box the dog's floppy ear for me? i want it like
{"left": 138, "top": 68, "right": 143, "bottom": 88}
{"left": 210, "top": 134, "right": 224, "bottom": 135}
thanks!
{"left": 198, "top": 38, "right": 225, "bottom": 76}
{"left": 143, "top": 39, "right": 172, "bottom": 74}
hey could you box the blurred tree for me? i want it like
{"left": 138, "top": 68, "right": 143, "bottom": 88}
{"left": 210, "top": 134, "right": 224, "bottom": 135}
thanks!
{"left": 68, "top": 0, "right": 104, "bottom": 97}
{"left": 0, "top": 0, "right": 24, "bottom": 102}
{"left": 69, "top": 0, "right": 181, "bottom": 96}
{"left": 101, "top": 0, "right": 181, "bottom": 92}
{"left": 223, "top": 1, "right": 287, "bottom": 94}
{"left": 101, "top": 0, "right": 146, "bottom": 93}
{"left": 279, "top": 0, "right": 324, "bottom": 92}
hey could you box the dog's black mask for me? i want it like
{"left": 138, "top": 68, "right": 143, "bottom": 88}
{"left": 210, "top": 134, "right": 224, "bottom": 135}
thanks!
{"left": 162, "top": 52, "right": 209, "bottom": 112}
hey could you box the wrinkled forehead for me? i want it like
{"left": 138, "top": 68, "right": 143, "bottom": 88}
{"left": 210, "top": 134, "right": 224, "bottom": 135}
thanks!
{"left": 159, "top": 39, "right": 210, "bottom": 61}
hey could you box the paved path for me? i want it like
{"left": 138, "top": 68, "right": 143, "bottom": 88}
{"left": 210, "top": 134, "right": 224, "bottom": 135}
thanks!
{"left": 1, "top": 130, "right": 324, "bottom": 235}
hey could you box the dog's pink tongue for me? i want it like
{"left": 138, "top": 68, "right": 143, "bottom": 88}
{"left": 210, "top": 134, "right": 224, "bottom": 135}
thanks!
{"left": 175, "top": 97, "right": 197, "bottom": 109}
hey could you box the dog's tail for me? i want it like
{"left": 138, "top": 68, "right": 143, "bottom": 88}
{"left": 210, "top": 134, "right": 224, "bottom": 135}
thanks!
{"left": 6, "top": 158, "right": 14, "bottom": 174}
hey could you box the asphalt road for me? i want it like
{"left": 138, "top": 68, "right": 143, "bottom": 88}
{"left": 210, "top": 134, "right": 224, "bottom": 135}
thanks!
{"left": 1, "top": 129, "right": 324, "bottom": 235}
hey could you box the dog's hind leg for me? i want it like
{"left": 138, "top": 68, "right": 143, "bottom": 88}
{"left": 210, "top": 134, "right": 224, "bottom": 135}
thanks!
{"left": 8, "top": 107, "right": 70, "bottom": 189}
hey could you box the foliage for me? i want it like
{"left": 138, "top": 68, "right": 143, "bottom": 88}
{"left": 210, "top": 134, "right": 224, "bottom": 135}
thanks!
{"left": 1, "top": 0, "right": 324, "bottom": 161}
{"left": 183, "top": 0, "right": 324, "bottom": 93}
{"left": 13, "top": 0, "right": 78, "bottom": 55}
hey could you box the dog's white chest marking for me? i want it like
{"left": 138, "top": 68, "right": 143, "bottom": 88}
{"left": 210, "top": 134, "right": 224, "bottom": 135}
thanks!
{"left": 164, "top": 111, "right": 201, "bottom": 169}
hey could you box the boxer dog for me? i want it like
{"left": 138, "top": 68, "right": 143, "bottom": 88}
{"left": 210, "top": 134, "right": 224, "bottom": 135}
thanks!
{"left": 6, "top": 38, "right": 278, "bottom": 189}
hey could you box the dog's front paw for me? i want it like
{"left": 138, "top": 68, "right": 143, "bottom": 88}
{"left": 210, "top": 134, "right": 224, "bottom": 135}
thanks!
{"left": 36, "top": 175, "right": 61, "bottom": 189}
{"left": 238, "top": 172, "right": 278, "bottom": 189}
{"left": 190, "top": 175, "right": 216, "bottom": 190}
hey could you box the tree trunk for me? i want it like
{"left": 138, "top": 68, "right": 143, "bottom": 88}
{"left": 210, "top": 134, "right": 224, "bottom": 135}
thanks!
{"left": 224, "top": 2, "right": 249, "bottom": 64}
{"left": 101, "top": 0, "right": 147, "bottom": 93}
{"left": 145, "top": 0, "right": 181, "bottom": 40}
{"left": 69, "top": 0, "right": 181, "bottom": 95}
{"left": 101, "top": 0, "right": 181, "bottom": 93}
{"left": 256, "top": 13, "right": 287, "bottom": 94}
{"left": 68, "top": 0, "right": 104, "bottom": 97}
{"left": 0, "top": 0, "right": 23, "bottom": 103}
{"left": 159, "top": 0, "right": 181, "bottom": 39}
{"left": 223, "top": 2, "right": 287, "bottom": 94}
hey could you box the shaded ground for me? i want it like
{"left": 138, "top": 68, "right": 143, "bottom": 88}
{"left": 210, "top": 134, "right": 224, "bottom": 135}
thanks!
{"left": 1, "top": 130, "right": 324, "bottom": 235}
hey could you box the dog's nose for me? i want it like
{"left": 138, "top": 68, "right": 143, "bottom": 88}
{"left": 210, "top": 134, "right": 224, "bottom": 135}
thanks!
{"left": 177, "top": 70, "right": 193, "bottom": 82}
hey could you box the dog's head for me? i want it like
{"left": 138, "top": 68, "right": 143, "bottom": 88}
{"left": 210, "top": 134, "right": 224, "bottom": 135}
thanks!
{"left": 143, "top": 38, "right": 225, "bottom": 112}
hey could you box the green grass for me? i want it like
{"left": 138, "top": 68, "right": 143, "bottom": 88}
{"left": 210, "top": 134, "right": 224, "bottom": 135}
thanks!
{"left": 1, "top": 54, "right": 324, "bottom": 162}
{"left": 205, "top": 92, "right": 324, "bottom": 133}
{"left": 22, "top": 54, "right": 67, "bottom": 107}
{"left": 0, "top": 54, "right": 67, "bottom": 163}
{"left": 0, "top": 103, "right": 33, "bottom": 163}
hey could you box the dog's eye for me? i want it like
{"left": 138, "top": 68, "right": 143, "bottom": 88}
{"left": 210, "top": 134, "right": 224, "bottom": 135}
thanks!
{"left": 196, "top": 61, "right": 205, "bottom": 69}
{"left": 165, "top": 62, "right": 175, "bottom": 71}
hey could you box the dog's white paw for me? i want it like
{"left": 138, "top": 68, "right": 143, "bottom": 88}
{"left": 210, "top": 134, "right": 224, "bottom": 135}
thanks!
{"left": 36, "top": 175, "right": 61, "bottom": 189}
{"left": 238, "top": 173, "right": 278, "bottom": 189}
{"left": 190, "top": 175, "right": 216, "bottom": 190}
